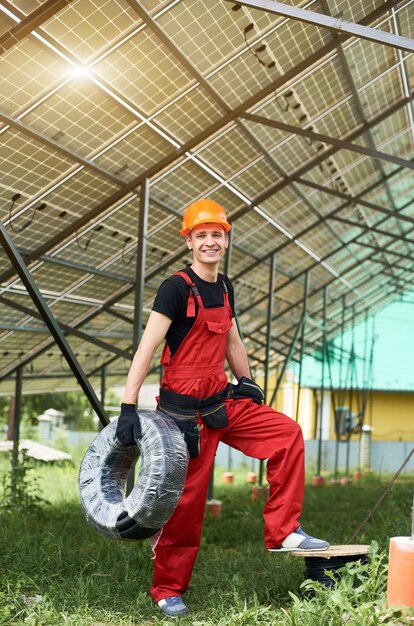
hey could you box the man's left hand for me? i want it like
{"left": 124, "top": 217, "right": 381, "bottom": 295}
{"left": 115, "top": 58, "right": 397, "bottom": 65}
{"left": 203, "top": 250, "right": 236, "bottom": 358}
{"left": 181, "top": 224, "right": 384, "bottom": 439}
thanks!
{"left": 234, "top": 377, "right": 265, "bottom": 404}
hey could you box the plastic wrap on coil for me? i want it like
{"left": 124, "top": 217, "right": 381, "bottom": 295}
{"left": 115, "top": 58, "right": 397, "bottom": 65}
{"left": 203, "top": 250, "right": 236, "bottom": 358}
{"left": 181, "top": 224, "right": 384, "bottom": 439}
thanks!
{"left": 78, "top": 410, "right": 188, "bottom": 539}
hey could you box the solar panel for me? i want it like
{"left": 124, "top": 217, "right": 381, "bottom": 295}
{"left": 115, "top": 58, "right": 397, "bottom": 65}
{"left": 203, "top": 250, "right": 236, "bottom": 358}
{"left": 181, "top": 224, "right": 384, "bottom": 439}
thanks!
{"left": 0, "top": 0, "right": 412, "bottom": 392}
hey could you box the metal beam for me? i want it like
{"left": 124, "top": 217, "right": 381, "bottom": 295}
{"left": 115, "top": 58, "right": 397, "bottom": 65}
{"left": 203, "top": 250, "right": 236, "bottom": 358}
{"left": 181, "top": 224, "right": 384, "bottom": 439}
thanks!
{"left": 296, "top": 177, "right": 414, "bottom": 227}
{"left": 0, "top": 1, "right": 401, "bottom": 287}
{"left": 1, "top": 130, "right": 410, "bottom": 382}
{"left": 0, "top": 0, "right": 73, "bottom": 54}
{"left": 0, "top": 220, "right": 109, "bottom": 426}
{"left": 258, "top": 253, "right": 276, "bottom": 486}
{"left": 243, "top": 211, "right": 414, "bottom": 338}
{"left": 268, "top": 312, "right": 305, "bottom": 407}
{"left": 0, "top": 294, "right": 133, "bottom": 360}
{"left": 0, "top": 244, "right": 187, "bottom": 380}
{"left": 233, "top": 169, "right": 413, "bottom": 289}
{"left": 229, "top": 93, "right": 413, "bottom": 228}
{"left": 240, "top": 111, "right": 414, "bottom": 172}
{"left": 0, "top": 322, "right": 132, "bottom": 338}
{"left": 0, "top": 112, "right": 124, "bottom": 187}
{"left": 264, "top": 254, "right": 276, "bottom": 404}
{"left": 226, "top": 0, "right": 414, "bottom": 53}
{"left": 328, "top": 215, "right": 414, "bottom": 246}
{"left": 351, "top": 239, "right": 413, "bottom": 263}
{"left": 40, "top": 255, "right": 135, "bottom": 284}
{"left": 367, "top": 256, "right": 411, "bottom": 273}
{"left": 2, "top": 371, "right": 129, "bottom": 381}
{"left": 100, "top": 365, "right": 106, "bottom": 431}
{"left": 133, "top": 180, "right": 150, "bottom": 353}
{"left": 295, "top": 271, "right": 309, "bottom": 422}
{"left": 129, "top": 1, "right": 347, "bottom": 263}
{"left": 105, "top": 308, "right": 134, "bottom": 324}
{"left": 10, "top": 366, "right": 23, "bottom": 500}
{"left": 318, "top": 0, "right": 411, "bottom": 264}
{"left": 316, "top": 285, "right": 327, "bottom": 476}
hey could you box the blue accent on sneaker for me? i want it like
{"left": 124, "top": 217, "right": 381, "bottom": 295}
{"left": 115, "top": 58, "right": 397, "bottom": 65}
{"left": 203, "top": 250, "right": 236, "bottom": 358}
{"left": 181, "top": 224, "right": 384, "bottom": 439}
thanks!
{"left": 268, "top": 526, "right": 330, "bottom": 552}
{"left": 158, "top": 596, "right": 189, "bottom": 617}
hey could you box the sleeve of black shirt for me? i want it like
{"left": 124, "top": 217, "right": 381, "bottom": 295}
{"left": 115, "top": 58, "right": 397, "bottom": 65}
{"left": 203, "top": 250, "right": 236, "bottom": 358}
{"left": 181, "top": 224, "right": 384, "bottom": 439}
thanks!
{"left": 152, "top": 277, "right": 186, "bottom": 320}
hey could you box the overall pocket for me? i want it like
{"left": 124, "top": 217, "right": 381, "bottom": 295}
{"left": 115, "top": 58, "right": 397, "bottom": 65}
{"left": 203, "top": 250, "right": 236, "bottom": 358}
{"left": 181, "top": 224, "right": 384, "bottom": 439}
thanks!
{"left": 201, "top": 402, "right": 228, "bottom": 429}
{"left": 171, "top": 416, "right": 200, "bottom": 459}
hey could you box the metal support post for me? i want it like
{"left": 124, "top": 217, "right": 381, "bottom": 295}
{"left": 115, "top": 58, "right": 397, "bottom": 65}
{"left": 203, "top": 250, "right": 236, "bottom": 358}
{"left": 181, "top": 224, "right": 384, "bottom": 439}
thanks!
{"left": 133, "top": 178, "right": 150, "bottom": 353}
{"left": 334, "top": 296, "right": 346, "bottom": 479}
{"left": 346, "top": 305, "right": 357, "bottom": 477}
{"left": 316, "top": 287, "right": 327, "bottom": 477}
{"left": 11, "top": 366, "right": 23, "bottom": 501}
{"left": 268, "top": 312, "right": 305, "bottom": 407}
{"left": 258, "top": 254, "right": 276, "bottom": 486}
{"left": 127, "top": 179, "right": 150, "bottom": 494}
{"left": 264, "top": 254, "right": 276, "bottom": 404}
{"left": 295, "top": 272, "right": 309, "bottom": 423}
{"left": 100, "top": 365, "right": 107, "bottom": 431}
{"left": 0, "top": 220, "right": 108, "bottom": 427}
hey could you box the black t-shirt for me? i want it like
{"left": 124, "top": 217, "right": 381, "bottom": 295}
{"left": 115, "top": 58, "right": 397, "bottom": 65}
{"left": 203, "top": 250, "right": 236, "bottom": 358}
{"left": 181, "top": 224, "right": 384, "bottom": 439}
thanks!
{"left": 152, "top": 266, "right": 236, "bottom": 356}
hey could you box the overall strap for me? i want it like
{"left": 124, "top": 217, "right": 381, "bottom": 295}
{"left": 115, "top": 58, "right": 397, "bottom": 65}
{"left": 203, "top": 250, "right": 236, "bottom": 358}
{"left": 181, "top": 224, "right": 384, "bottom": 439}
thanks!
{"left": 174, "top": 271, "right": 203, "bottom": 317}
{"left": 218, "top": 274, "right": 228, "bottom": 294}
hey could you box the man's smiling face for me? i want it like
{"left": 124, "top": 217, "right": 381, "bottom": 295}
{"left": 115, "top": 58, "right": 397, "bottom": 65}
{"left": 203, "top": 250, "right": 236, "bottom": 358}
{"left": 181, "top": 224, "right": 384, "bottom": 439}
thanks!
{"left": 186, "top": 222, "right": 228, "bottom": 266}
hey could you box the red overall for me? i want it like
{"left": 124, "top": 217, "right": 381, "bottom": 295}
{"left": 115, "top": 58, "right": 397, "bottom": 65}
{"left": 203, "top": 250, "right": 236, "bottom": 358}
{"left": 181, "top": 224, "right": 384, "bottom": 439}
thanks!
{"left": 150, "top": 272, "right": 305, "bottom": 602}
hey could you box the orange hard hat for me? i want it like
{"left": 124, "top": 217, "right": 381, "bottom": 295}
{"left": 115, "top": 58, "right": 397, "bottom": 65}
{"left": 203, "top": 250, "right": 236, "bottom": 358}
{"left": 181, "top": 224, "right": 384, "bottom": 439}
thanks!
{"left": 180, "top": 198, "right": 231, "bottom": 236}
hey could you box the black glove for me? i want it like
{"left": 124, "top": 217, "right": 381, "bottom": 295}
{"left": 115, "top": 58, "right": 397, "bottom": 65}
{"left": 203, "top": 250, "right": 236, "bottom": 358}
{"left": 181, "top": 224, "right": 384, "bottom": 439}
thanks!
{"left": 234, "top": 376, "right": 265, "bottom": 404}
{"left": 115, "top": 403, "right": 142, "bottom": 446}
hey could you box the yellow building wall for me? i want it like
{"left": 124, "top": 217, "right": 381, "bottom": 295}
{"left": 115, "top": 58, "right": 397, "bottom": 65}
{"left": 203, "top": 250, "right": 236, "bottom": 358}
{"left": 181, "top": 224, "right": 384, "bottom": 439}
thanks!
{"left": 305, "top": 389, "right": 414, "bottom": 442}
{"left": 364, "top": 392, "right": 414, "bottom": 441}
{"left": 260, "top": 370, "right": 413, "bottom": 441}
{"left": 264, "top": 374, "right": 318, "bottom": 439}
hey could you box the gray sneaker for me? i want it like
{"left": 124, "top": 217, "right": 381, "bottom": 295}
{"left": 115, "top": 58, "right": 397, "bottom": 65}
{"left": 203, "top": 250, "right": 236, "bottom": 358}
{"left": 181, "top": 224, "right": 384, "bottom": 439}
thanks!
{"left": 157, "top": 596, "right": 189, "bottom": 617}
{"left": 268, "top": 526, "right": 329, "bottom": 552}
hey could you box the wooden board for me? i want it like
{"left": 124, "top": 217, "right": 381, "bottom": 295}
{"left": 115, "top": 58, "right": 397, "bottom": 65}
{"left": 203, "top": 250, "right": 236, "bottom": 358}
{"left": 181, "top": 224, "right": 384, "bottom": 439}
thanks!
{"left": 291, "top": 544, "right": 370, "bottom": 559}
{"left": 0, "top": 439, "right": 72, "bottom": 463}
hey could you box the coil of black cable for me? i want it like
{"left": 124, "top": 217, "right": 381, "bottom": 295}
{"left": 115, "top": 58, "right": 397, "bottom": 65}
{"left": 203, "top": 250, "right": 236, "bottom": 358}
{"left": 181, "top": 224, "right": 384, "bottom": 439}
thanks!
{"left": 304, "top": 554, "right": 368, "bottom": 589}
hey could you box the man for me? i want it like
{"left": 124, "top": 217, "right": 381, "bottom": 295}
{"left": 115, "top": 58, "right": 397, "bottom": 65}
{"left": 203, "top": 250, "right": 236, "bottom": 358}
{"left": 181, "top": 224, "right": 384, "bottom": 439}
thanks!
{"left": 116, "top": 198, "right": 329, "bottom": 618}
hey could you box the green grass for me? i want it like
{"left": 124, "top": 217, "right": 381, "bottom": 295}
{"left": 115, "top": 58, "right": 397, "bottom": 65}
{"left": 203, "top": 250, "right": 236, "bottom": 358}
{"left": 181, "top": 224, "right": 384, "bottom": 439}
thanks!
{"left": 1, "top": 452, "right": 413, "bottom": 625}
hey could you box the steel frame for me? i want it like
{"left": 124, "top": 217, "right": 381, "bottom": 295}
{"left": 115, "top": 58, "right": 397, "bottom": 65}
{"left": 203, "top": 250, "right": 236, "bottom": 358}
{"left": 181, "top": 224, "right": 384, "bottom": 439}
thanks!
{"left": 226, "top": 1, "right": 414, "bottom": 53}
{"left": 2, "top": 175, "right": 411, "bottom": 381}
{"left": 240, "top": 111, "right": 414, "bottom": 172}
{"left": 0, "top": 1, "right": 401, "bottom": 287}
{"left": 0, "top": 0, "right": 72, "bottom": 54}
{"left": 128, "top": 1, "right": 349, "bottom": 263}
{"left": 0, "top": 220, "right": 109, "bottom": 425}
{"left": 245, "top": 215, "right": 414, "bottom": 350}
{"left": 0, "top": 0, "right": 411, "bottom": 394}
{"left": 133, "top": 180, "right": 149, "bottom": 352}
{"left": 0, "top": 294, "right": 133, "bottom": 360}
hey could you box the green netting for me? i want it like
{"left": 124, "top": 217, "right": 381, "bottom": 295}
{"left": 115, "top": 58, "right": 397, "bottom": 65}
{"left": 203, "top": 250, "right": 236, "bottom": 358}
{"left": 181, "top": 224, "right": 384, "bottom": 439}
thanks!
{"left": 294, "top": 293, "right": 414, "bottom": 392}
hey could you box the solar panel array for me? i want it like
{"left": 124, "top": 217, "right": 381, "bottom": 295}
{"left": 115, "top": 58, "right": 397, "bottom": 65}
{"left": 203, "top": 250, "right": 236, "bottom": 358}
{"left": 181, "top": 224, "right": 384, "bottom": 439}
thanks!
{"left": 0, "top": 0, "right": 413, "bottom": 396}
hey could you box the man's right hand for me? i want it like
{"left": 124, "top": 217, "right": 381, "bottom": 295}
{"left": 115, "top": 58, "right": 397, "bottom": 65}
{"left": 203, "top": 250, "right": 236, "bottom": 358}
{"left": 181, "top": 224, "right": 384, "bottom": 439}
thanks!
{"left": 115, "top": 403, "right": 142, "bottom": 446}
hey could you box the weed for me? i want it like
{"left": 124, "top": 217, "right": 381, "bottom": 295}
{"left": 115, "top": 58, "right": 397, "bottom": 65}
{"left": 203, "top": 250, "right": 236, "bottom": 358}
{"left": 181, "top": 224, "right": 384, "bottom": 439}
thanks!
{"left": 1, "top": 456, "right": 413, "bottom": 625}
{"left": 0, "top": 449, "right": 48, "bottom": 511}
